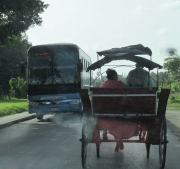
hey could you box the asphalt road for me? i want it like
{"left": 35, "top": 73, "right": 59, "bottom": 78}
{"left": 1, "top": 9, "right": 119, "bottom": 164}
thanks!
{"left": 166, "top": 110, "right": 180, "bottom": 140}
{"left": 0, "top": 114, "right": 180, "bottom": 169}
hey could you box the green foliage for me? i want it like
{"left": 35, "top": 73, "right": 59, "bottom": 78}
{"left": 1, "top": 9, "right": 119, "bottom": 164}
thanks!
{"left": 164, "top": 56, "right": 180, "bottom": 81}
{"left": 9, "top": 77, "right": 27, "bottom": 98}
{"left": 0, "top": 98, "right": 27, "bottom": 117}
{"left": 0, "top": 0, "right": 49, "bottom": 43}
{"left": 0, "top": 34, "right": 31, "bottom": 94}
{"left": 158, "top": 72, "right": 171, "bottom": 88}
{"left": 167, "top": 93, "right": 180, "bottom": 109}
{"left": 171, "top": 82, "right": 180, "bottom": 93}
{"left": 154, "top": 56, "right": 180, "bottom": 93}
{"left": 150, "top": 71, "right": 171, "bottom": 87}
{"left": 147, "top": 56, "right": 180, "bottom": 95}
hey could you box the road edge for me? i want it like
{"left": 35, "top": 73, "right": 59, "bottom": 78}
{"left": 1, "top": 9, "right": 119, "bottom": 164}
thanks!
{"left": 166, "top": 119, "right": 180, "bottom": 140}
{"left": 0, "top": 114, "right": 36, "bottom": 129}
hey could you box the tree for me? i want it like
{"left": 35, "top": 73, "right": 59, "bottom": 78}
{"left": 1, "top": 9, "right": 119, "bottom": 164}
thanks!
{"left": 158, "top": 72, "right": 171, "bottom": 87}
{"left": 9, "top": 77, "right": 27, "bottom": 98}
{"left": 0, "top": 34, "right": 31, "bottom": 96}
{"left": 162, "top": 56, "right": 180, "bottom": 93}
{"left": 150, "top": 71, "right": 172, "bottom": 88}
{"left": 163, "top": 57, "right": 180, "bottom": 81}
{"left": 0, "top": 0, "right": 49, "bottom": 43}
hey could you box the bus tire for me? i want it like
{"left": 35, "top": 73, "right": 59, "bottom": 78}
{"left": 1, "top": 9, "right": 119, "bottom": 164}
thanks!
{"left": 36, "top": 113, "right": 43, "bottom": 120}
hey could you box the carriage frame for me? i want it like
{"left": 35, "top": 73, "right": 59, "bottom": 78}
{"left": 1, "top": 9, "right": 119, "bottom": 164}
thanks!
{"left": 80, "top": 44, "right": 170, "bottom": 169}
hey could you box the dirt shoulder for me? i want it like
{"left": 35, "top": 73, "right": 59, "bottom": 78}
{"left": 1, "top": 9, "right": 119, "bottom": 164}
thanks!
{"left": 166, "top": 109, "right": 180, "bottom": 140}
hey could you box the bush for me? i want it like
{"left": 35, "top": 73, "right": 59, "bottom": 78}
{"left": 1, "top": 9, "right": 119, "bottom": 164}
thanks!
{"left": 9, "top": 77, "right": 27, "bottom": 98}
{"left": 167, "top": 93, "right": 180, "bottom": 109}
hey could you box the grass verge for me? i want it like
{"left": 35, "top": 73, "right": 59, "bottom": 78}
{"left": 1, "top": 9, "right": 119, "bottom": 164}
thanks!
{"left": 0, "top": 98, "right": 27, "bottom": 117}
{"left": 167, "top": 93, "right": 180, "bottom": 110}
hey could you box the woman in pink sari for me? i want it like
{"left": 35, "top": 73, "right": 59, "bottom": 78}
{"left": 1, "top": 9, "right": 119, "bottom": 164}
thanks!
{"left": 100, "top": 69, "right": 127, "bottom": 151}
{"left": 100, "top": 69, "right": 126, "bottom": 88}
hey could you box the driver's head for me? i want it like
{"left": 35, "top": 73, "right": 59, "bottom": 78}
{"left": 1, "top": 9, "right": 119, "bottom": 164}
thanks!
{"left": 106, "top": 69, "right": 118, "bottom": 80}
{"left": 135, "top": 63, "right": 144, "bottom": 68}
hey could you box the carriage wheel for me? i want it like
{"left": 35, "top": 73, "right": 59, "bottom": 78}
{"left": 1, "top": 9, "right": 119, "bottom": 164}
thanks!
{"left": 146, "top": 143, "right": 151, "bottom": 159}
{"left": 159, "top": 116, "right": 167, "bottom": 169}
{"left": 145, "top": 131, "right": 151, "bottom": 159}
{"left": 96, "top": 143, "right": 100, "bottom": 157}
{"left": 96, "top": 130, "right": 100, "bottom": 158}
{"left": 36, "top": 112, "right": 43, "bottom": 120}
{"left": 81, "top": 114, "right": 88, "bottom": 169}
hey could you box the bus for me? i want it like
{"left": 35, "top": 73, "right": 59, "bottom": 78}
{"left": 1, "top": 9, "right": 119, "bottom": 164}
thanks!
{"left": 22, "top": 43, "right": 91, "bottom": 120}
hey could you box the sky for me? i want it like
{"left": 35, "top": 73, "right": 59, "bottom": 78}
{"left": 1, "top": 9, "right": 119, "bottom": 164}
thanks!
{"left": 26, "top": 0, "right": 180, "bottom": 75}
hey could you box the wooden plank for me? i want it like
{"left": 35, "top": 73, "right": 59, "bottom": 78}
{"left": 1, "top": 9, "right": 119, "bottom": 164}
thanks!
{"left": 157, "top": 89, "right": 170, "bottom": 118}
{"left": 91, "top": 87, "right": 157, "bottom": 115}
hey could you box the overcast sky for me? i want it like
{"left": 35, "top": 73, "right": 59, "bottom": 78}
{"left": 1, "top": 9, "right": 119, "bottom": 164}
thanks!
{"left": 26, "top": 0, "right": 180, "bottom": 74}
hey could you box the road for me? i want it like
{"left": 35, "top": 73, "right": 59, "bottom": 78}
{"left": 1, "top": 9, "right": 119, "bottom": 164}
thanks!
{"left": 0, "top": 114, "right": 179, "bottom": 169}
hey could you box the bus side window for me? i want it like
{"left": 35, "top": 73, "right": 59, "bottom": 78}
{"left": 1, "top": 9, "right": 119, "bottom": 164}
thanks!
{"left": 82, "top": 58, "right": 84, "bottom": 70}
{"left": 78, "top": 59, "right": 83, "bottom": 72}
{"left": 84, "top": 59, "right": 86, "bottom": 70}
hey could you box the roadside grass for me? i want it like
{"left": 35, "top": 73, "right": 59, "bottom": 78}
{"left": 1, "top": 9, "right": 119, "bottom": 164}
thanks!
{"left": 0, "top": 98, "right": 27, "bottom": 117}
{"left": 167, "top": 93, "right": 180, "bottom": 110}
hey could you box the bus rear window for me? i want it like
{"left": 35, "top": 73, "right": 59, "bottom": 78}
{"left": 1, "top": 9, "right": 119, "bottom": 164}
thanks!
{"left": 28, "top": 47, "right": 52, "bottom": 68}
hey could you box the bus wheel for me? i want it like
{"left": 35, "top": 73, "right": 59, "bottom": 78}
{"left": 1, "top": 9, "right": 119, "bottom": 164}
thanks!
{"left": 36, "top": 113, "right": 43, "bottom": 120}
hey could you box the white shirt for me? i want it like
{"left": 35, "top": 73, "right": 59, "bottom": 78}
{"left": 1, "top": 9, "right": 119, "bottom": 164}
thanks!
{"left": 126, "top": 67, "right": 154, "bottom": 87}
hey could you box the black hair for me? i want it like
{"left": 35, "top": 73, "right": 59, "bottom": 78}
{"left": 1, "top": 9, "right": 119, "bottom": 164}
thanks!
{"left": 106, "top": 69, "right": 117, "bottom": 80}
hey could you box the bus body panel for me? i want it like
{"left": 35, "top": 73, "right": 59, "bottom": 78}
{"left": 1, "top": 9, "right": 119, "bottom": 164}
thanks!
{"left": 28, "top": 93, "right": 83, "bottom": 114}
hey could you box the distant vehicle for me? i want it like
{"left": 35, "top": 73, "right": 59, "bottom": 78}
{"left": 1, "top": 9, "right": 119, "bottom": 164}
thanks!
{"left": 21, "top": 43, "right": 92, "bottom": 120}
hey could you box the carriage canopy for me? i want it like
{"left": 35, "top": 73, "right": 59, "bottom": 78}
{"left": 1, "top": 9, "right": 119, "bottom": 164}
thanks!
{"left": 87, "top": 44, "right": 162, "bottom": 71}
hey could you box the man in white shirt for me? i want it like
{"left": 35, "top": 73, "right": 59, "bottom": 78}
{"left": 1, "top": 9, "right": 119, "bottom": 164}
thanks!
{"left": 126, "top": 63, "right": 154, "bottom": 87}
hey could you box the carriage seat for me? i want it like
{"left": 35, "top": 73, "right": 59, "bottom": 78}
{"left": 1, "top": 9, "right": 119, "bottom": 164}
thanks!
{"left": 90, "top": 87, "right": 158, "bottom": 116}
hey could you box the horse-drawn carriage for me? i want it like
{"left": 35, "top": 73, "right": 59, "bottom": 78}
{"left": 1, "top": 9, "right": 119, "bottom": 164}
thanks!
{"left": 80, "top": 44, "right": 170, "bottom": 169}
